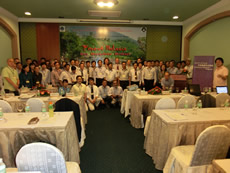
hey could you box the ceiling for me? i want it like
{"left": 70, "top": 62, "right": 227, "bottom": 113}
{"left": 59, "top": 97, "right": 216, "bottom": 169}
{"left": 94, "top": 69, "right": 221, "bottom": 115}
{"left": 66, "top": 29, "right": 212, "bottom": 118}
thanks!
{"left": 0, "top": 0, "right": 221, "bottom": 21}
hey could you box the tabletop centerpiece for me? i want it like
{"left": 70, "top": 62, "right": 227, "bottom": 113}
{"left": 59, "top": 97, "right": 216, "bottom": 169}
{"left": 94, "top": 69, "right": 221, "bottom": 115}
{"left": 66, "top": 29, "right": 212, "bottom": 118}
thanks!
{"left": 148, "top": 86, "right": 162, "bottom": 95}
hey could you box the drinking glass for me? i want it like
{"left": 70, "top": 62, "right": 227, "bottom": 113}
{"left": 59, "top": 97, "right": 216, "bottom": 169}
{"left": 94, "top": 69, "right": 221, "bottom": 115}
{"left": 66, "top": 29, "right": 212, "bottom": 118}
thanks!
{"left": 192, "top": 106, "right": 197, "bottom": 115}
{"left": 17, "top": 103, "right": 24, "bottom": 116}
{"left": 176, "top": 87, "right": 179, "bottom": 93}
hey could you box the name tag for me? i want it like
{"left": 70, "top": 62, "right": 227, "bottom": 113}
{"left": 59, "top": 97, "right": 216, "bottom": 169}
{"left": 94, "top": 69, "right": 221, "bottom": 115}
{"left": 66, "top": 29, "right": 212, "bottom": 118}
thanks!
{"left": 66, "top": 92, "right": 74, "bottom": 97}
{"left": 26, "top": 80, "right": 30, "bottom": 83}
{"left": 50, "top": 93, "right": 59, "bottom": 97}
{"left": 91, "top": 93, "right": 94, "bottom": 95}
{"left": 122, "top": 74, "right": 126, "bottom": 78}
{"left": 99, "top": 73, "right": 102, "bottom": 76}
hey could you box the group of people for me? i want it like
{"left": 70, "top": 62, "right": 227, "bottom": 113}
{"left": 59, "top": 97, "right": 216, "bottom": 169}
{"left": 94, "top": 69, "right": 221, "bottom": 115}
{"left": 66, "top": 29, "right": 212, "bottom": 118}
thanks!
{"left": 0, "top": 56, "right": 228, "bottom": 111}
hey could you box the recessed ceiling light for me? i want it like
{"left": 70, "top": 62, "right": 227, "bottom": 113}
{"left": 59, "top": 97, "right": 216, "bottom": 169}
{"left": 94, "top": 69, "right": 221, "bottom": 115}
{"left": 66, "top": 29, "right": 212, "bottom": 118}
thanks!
{"left": 173, "top": 16, "right": 179, "bottom": 20}
{"left": 94, "top": 0, "right": 118, "bottom": 7}
{"left": 25, "top": 12, "right": 31, "bottom": 16}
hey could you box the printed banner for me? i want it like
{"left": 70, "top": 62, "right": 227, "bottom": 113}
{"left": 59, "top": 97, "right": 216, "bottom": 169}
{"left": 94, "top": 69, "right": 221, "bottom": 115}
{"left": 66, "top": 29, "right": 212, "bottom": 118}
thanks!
{"left": 60, "top": 26, "right": 146, "bottom": 61}
{"left": 192, "top": 56, "right": 215, "bottom": 90}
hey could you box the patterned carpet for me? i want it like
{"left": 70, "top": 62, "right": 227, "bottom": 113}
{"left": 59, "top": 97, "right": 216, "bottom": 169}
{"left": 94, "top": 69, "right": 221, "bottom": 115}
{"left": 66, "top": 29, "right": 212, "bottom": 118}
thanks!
{"left": 79, "top": 107, "right": 163, "bottom": 173}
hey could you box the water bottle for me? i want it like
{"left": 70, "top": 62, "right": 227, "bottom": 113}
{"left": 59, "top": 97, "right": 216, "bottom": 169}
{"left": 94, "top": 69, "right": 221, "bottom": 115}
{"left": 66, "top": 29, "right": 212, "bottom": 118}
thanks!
{"left": 37, "top": 90, "right": 40, "bottom": 97}
{"left": 197, "top": 100, "right": 202, "bottom": 109}
{"left": 0, "top": 107, "right": 3, "bottom": 121}
{"left": 184, "top": 100, "right": 189, "bottom": 109}
{"left": 48, "top": 102, "right": 54, "bottom": 117}
{"left": 42, "top": 104, "right": 47, "bottom": 117}
{"left": 143, "top": 87, "right": 145, "bottom": 91}
{"left": 224, "top": 99, "right": 229, "bottom": 108}
{"left": 60, "top": 88, "right": 64, "bottom": 96}
{"left": 0, "top": 158, "right": 6, "bottom": 173}
{"left": 25, "top": 103, "right": 30, "bottom": 114}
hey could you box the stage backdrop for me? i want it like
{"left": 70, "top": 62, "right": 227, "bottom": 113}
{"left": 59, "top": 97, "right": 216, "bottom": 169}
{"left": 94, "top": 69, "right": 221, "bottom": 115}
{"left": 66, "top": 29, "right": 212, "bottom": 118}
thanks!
{"left": 59, "top": 26, "right": 146, "bottom": 61}
{"left": 192, "top": 56, "right": 215, "bottom": 90}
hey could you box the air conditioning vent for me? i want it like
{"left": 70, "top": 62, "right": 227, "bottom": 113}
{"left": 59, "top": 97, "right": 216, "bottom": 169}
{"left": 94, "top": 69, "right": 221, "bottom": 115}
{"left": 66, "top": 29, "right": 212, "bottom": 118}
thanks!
{"left": 88, "top": 10, "right": 121, "bottom": 17}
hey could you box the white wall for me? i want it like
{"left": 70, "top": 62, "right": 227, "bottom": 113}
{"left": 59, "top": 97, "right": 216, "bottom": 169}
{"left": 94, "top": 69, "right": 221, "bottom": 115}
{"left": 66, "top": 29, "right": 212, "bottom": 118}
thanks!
{"left": 182, "top": 0, "right": 230, "bottom": 59}
{"left": 0, "top": 25, "right": 12, "bottom": 69}
{"left": 0, "top": 7, "right": 19, "bottom": 70}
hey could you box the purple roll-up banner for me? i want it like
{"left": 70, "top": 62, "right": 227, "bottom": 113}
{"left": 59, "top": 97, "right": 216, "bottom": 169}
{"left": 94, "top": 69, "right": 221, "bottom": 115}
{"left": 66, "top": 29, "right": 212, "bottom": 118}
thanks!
{"left": 192, "top": 56, "right": 215, "bottom": 91}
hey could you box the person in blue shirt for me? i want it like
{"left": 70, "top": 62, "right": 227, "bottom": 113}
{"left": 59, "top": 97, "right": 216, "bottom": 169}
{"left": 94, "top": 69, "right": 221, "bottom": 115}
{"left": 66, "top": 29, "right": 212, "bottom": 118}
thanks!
{"left": 59, "top": 79, "right": 70, "bottom": 96}
{"left": 19, "top": 64, "right": 33, "bottom": 88}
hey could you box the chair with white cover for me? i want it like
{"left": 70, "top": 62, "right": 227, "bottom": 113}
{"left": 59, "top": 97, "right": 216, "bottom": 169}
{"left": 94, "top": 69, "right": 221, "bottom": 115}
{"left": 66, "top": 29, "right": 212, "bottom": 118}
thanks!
{"left": 155, "top": 97, "right": 176, "bottom": 110}
{"left": 177, "top": 95, "right": 196, "bottom": 109}
{"left": 16, "top": 142, "right": 81, "bottom": 173}
{"left": 0, "top": 100, "right": 13, "bottom": 113}
{"left": 216, "top": 93, "right": 230, "bottom": 107}
{"left": 26, "top": 98, "right": 45, "bottom": 112}
{"left": 144, "top": 98, "right": 176, "bottom": 136}
{"left": 163, "top": 125, "right": 230, "bottom": 173}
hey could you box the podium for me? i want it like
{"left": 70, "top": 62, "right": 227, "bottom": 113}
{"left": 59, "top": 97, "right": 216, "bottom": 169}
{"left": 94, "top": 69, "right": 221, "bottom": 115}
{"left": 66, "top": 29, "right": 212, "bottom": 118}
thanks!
{"left": 170, "top": 74, "right": 187, "bottom": 92}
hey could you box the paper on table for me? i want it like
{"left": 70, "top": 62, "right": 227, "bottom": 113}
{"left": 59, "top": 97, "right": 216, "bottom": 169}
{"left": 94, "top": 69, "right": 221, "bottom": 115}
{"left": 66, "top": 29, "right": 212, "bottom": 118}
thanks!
{"left": 164, "top": 112, "right": 188, "bottom": 121}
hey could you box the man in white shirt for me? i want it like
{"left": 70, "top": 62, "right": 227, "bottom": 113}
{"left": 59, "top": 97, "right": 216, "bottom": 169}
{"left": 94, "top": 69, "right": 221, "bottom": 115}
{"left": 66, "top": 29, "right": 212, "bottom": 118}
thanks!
{"left": 213, "top": 57, "right": 229, "bottom": 88}
{"left": 98, "top": 80, "right": 111, "bottom": 108}
{"left": 89, "top": 60, "right": 96, "bottom": 78}
{"left": 71, "top": 75, "right": 88, "bottom": 111}
{"left": 118, "top": 61, "right": 130, "bottom": 90}
{"left": 161, "top": 72, "right": 174, "bottom": 90}
{"left": 70, "top": 66, "right": 77, "bottom": 84}
{"left": 126, "top": 60, "right": 133, "bottom": 70}
{"left": 51, "top": 62, "right": 62, "bottom": 87}
{"left": 75, "top": 60, "right": 80, "bottom": 70}
{"left": 85, "top": 61, "right": 91, "bottom": 76}
{"left": 184, "top": 59, "right": 194, "bottom": 84}
{"left": 76, "top": 63, "right": 88, "bottom": 85}
{"left": 142, "top": 60, "right": 157, "bottom": 91}
{"left": 69, "top": 59, "right": 75, "bottom": 72}
{"left": 108, "top": 80, "right": 123, "bottom": 106}
{"left": 59, "top": 64, "right": 72, "bottom": 85}
{"left": 86, "top": 77, "right": 100, "bottom": 111}
{"left": 167, "top": 60, "right": 179, "bottom": 75}
{"left": 95, "top": 60, "right": 106, "bottom": 87}
{"left": 129, "top": 62, "right": 141, "bottom": 86}
{"left": 113, "top": 58, "right": 122, "bottom": 72}
{"left": 40, "top": 62, "right": 51, "bottom": 86}
{"left": 16, "top": 62, "right": 22, "bottom": 75}
{"left": 105, "top": 62, "right": 117, "bottom": 87}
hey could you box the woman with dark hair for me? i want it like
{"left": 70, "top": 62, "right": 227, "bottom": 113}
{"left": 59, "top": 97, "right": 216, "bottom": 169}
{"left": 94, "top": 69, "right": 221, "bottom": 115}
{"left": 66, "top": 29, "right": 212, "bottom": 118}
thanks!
{"left": 158, "top": 64, "right": 167, "bottom": 82}
{"left": 32, "top": 60, "right": 38, "bottom": 66}
{"left": 29, "top": 63, "right": 35, "bottom": 73}
{"left": 103, "top": 57, "right": 110, "bottom": 69}
{"left": 19, "top": 64, "right": 33, "bottom": 88}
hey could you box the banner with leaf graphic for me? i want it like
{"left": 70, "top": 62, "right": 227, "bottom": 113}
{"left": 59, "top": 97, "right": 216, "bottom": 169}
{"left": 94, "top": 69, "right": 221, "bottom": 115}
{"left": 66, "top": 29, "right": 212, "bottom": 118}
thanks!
{"left": 60, "top": 26, "right": 146, "bottom": 61}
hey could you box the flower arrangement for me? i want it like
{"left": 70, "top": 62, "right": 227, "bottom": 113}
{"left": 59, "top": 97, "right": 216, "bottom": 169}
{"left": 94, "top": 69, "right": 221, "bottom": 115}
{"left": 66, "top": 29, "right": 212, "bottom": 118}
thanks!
{"left": 32, "top": 83, "right": 46, "bottom": 90}
{"left": 181, "top": 69, "right": 188, "bottom": 75}
{"left": 148, "top": 86, "right": 162, "bottom": 95}
{"left": 40, "top": 90, "right": 50, "bottom": 97}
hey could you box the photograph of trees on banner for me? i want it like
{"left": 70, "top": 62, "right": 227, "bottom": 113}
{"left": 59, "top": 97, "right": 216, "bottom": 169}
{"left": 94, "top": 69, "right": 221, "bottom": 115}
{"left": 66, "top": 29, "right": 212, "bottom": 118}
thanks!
{"left": 60, "top": 26, "right": 146, "bottom": 61}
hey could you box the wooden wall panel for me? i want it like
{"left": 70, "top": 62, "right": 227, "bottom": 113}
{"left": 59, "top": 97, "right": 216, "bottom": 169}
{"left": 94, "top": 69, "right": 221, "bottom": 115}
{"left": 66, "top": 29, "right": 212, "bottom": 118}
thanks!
{"left": 36, "top": 23, "right": 60, "bottom": 61}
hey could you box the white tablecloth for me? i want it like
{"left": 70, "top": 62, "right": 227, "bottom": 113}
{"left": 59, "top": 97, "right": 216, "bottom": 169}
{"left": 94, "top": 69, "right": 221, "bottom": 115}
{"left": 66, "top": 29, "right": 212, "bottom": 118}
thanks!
{"left": 4, "top": 95, "right": 87, "bottom": 125}
{"left": 0, "top": 112, "right": 80, "bottom": 167}
{"left": 4, "top": 95, "right": 87, "bottom": 147}
{"left": 144, "top": 108, "right": 230, "bottom": 170}
{"left": 130, "top": 93, "right": 184, "bottom": 128}
{"left": 120, "top": 90, "right": 139, "bottom": 117}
